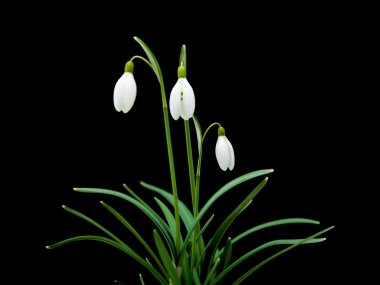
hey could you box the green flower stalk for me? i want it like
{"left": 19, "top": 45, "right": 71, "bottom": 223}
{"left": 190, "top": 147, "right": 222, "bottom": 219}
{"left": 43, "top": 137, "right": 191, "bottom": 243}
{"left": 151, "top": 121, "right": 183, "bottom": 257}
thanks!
{"left": 47, "top": 37, "right": 333, "bottom": 284}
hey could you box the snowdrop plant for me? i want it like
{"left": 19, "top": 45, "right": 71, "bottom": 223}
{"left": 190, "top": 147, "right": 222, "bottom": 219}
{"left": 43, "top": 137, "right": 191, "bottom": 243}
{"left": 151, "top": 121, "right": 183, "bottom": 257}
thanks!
{"left": 47, "top": 37, "right": 333, "bottom": 284}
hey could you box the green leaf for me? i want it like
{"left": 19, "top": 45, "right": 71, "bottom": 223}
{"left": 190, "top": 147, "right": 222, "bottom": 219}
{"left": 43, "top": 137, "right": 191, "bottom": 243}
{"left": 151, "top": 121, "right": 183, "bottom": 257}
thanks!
{"left": 198, "top": 169, "right": 273, "bottom": 220}
{"left": 122, "top": 183, "right": 166, "bottom": 223}
{"left": 181, "top": 251, "right": 192, "bottom": 285}
{"left": 140, "top": 181, "right": 194, "bottom": 231}
{"left": 74, "top": 187, "right": 176, "bottom": 256}
{"left": 184, "top": 119, "right": 197, "bottom": 222}
{"left": 155, "top": 197, "right": 178, "bottom": 243}
{"left": 61, "top": 205, "right": 124, "bottom": 245}
{"left": 205, "top": 178, "right": 268, "bottom": 273}
{"left": 100, "top": 201, "right": 167, "bottom": 278}
{"left": 139, "top": 274, "right": 145, "bottom": 285}
{"left": 217, "top": 238, "right": 325, "bottom": 281}
{"left": 134, "top": 37, "right": 163, "bottom": 83}
{"left": 196, "top": 214, "right": 214, "bottom": 242}
{"left": 179, "top": 172, "right": 271, "bottom": 266}
{"left": 204, "top": 258, "right": 220, "bottom": 285}
{"left": 192, "top": 116, "right": 202, "bottom": 154}
{"left": 214, "top": 217, "right": 321, "bottom": 261}
{"left": 232, "top": 218, "right": 320, "bottom": 245}
{"left": 122, "top": 184, "right": 176, "bottom": 256}
{"left": 193, "top": 270, "right": 202, "bottom": 285}
{"left": 219, "top": 237, "right": 232, "bottom": 274}
{"left": 47, "top": 235, "right": 167, "bottom": 284}
{"left": 194, "top": 204, "right": 246, "bottom": 269}
{"left": 231, "top": 226, "right": 334, "bottom": 285}
{"left": 153, "top": 229, "right": 181, "bottom": 285}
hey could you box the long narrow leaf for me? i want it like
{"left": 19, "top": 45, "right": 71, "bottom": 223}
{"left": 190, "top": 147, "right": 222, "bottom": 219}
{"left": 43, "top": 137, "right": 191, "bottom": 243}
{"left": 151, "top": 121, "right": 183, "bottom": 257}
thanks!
{"left": 47, "top": 235, "right": 167, "bottom": 284}
{"left": 204, "top": 258, "right": 220, "bottom": 285}
{"left": 193, "top": 270, "right": 202, "bottom": 285}
{"left": 100, "top": 201, "right": 167, "bottom": 278}
{"left": 232, "top": 218, "right": 320, "bottom": 245}
{"left": 179, "top": 176, "right": 268, "bottom": 266}
{"left": 199, "top": 170, "right": 273, "bottom": 219}
{"left": 191, "top": 198, "right": 251, "bottom": 269}
{"left": 139, "top": 274, "right": 145, "bottom": 285}
{"left": 153, "top": 230, "right": 181, "bottom": 285}
{"left": 217, "top": 238, "right": 325, "bottom": 281}
{"left": 142, "top": 168, "right": 274, "bottom": 234}
{"left": 214, "top": 217, "right": 321, "bottom": 262}
{"left": 192, "top": 116, "right": 202, "bottom": 154}
{"left": 219, "top": 237, "right": 232, "bottom": 274}
{"left": 140, "top": 181, "right": 194, "bottom": 231}
{"left": 134, "top": 37, "right": 163, "bottom": 83}
{"left": 180, "top": 250, "right": 192, "bottom": 285}
{"left": 152, "top": 169, "right": 273, "bottom": 265}
{"left": 122, "top": 183, "right": 168, "bottom": 227}
{"left": 155, "top": 197, "right": 178, "bottom": 242}
{"left": 61, "top": 205, "right": 124, "bottom": 245}
{"left": 74, "top": 187, "right": 175, "bottom": 256}
{"left": 196, "top": 214, "right": 214, "bottom": 242}
{"left": 205, "top": 178, "right": 268, "bottom": 273}
{"left": 231, "top": 226, "right": 334, "bottom": 285}
{"left": 195, "top": 214, "right": 217, "bottom": 269}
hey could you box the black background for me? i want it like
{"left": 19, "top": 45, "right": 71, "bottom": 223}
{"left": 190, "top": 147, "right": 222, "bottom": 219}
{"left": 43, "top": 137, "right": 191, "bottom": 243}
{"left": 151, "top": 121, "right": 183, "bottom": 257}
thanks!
{"left": 7, "top": 21, "right": 357, "bottom": 283}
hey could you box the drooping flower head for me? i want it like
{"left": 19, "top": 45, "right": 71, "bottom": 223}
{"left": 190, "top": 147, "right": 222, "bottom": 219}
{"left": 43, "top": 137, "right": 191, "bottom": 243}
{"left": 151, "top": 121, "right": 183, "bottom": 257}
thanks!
{"left": 169, "top": 66, "right": 195, "bottom": 120}
{"left": 113, "top": 61, "right": 137, "bottom": 113}
{"left": 215, "top": 126, "right": 235, "bottom": 171}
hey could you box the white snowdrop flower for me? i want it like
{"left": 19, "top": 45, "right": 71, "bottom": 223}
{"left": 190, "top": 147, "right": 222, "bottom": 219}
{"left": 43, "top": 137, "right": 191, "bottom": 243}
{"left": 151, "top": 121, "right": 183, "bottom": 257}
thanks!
{"left": 215, "top": 127, "right": 235, "bottom": 171}
{"left": 113, "top": 61, "right": 137, "bottom": 113}
{"left": 169, "top": 66, "right": 195, "bottom": 120}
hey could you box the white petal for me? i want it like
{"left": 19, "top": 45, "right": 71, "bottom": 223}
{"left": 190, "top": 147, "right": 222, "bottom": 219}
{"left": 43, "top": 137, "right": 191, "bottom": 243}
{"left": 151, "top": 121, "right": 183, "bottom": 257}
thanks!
{"left": 215, "top": 136, "right": 230, "bottom": 171}
{"left": 180, "top": 78, "right": 195, "bottom": 120}
{"left": 226, "top": 138, "right": 235, "bottom": 170}
{"left": 113, "top": 73, "right": 127, "bottom": 112}
{"left": 180, "top": 99, "right": 190, "bottom": 120}
{"left": 113, "top": 73, "right": 137, "bottom": 113}
{"left": 121, "top": 73, "right": 137, "bottom": 113}
{"left": 169, "top": 80, "right": 182, "bottom": 120}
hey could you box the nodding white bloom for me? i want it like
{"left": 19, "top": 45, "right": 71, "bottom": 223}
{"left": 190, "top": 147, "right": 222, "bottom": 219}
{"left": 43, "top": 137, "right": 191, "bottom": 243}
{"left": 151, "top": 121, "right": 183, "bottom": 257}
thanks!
{"left": 215, "top": 127, "right": 235, "bottom": 171}
{"left": 169, "top": 66, "right": 195, "bottom": 120}
{"left": 113, "top": 61, "right": 137, "bottom": 113}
